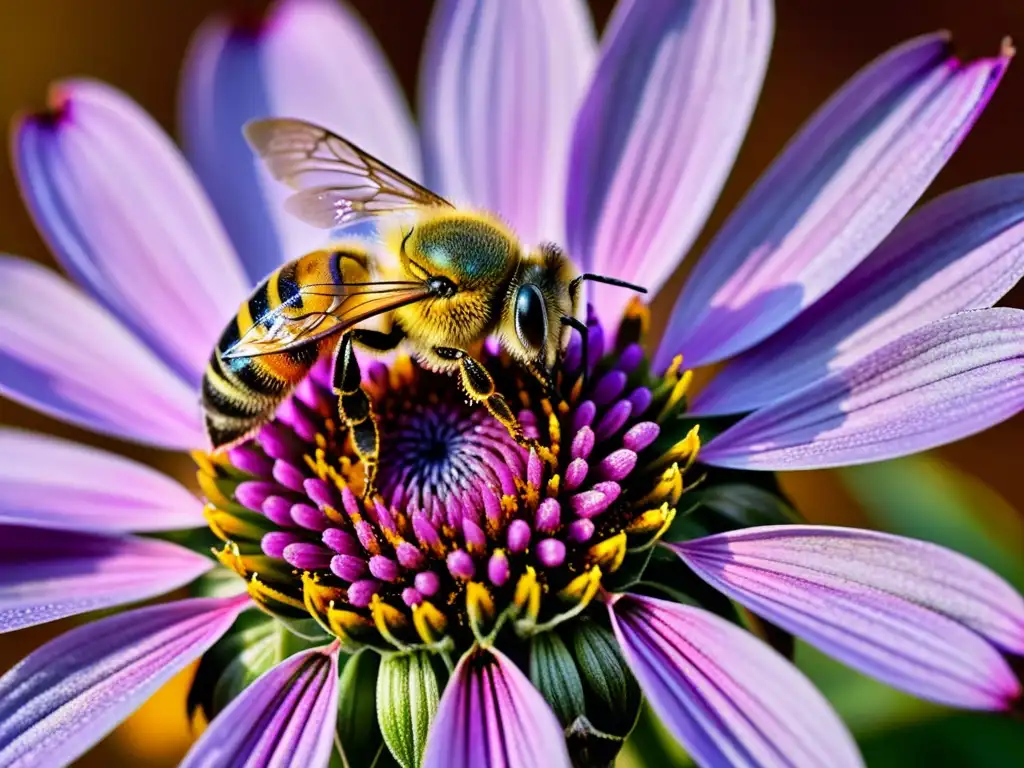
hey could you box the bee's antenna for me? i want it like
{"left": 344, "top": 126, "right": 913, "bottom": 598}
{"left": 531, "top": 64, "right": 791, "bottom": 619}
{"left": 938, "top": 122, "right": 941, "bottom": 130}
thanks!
{"left": 561, "top": 316, "right": 590, "bottom": 390}
{"left": 568, "top": 273, "right": 647, "bottom": 305}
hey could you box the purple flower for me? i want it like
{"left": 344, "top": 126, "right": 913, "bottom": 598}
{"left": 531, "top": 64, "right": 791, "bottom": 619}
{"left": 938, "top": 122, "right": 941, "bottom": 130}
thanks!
{"left": 1, "top": 1, "right": 1022, "bottom": 767}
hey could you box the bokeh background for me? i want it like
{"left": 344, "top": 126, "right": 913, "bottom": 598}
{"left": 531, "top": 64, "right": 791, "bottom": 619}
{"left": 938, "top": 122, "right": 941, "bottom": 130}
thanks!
{"left": 0, "top": 0, "right": 1022, "bottom": 765}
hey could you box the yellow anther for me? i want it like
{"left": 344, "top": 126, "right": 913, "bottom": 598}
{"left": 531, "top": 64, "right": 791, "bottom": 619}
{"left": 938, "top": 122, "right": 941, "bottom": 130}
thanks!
{"left": 588, "top": 531, "right": 628, "bottom": 572}
{"left": 558, "top": 567, "right": 602, "bottom": 607}
{"left": 412, "top": 600, "right": 448, "bottom": 645}
{"left": 370, "top": 594, "right": 409, "bottom": 641}
{"left": 466, "top": 582, "right": 496, "bottom": 636}
{"left": 657, "top": 370, "right": 694, "bottom": 421}
{"left": 626, "top": 503, "right": 671, "bottom": 535}
{"left": 248, "top": 574, "right": 305, "bottom": 611}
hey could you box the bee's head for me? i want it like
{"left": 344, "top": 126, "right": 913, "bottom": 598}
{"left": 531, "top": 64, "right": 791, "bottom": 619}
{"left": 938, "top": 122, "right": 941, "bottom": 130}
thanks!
{"left": 499, "top": 243, "right": 576, "bottom": 379}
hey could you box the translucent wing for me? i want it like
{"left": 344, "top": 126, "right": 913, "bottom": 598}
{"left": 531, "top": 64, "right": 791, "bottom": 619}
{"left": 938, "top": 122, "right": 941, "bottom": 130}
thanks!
{"left": 223, "top": 282, "right": 429, "bottom": 359}
{"left": 245, "top": 118, "right": 454, "bottom": 229}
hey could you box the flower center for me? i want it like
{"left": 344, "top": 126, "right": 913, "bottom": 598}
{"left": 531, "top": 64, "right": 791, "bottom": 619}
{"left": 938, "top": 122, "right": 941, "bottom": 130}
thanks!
{"left": 196, "top": 302, "right": 700, "bottom": 653}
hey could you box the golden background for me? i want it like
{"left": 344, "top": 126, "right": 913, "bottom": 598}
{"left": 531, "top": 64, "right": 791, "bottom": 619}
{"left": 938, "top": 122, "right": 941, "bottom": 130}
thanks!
{"left": 0, "top": 0, "right": 1021, "bottom": 764}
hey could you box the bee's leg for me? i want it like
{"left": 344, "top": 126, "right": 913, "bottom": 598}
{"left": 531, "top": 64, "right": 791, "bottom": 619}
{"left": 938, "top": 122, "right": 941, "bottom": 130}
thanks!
{"left": 524, "top": 359, "right": 561, "bottom": 404}
{"left": 332, "top": 326, "right": 405, "bottom": 496}
{"left": 434, "top": 346, "right": 528, "bottom": 445}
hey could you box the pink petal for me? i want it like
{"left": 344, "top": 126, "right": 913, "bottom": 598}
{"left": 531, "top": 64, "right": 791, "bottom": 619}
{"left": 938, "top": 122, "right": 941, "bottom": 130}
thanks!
{"left": 672, "top": 526, "right": 1024, "bottom": 709}
{"left": 0, "top": 596, "right": 247, "bottom": 767}
{"left": 0, "top": 429, "right": 204, "bottom": 532}
{"left": 422, "top": 646, "right": 570, "bottom": 768}
{"left": 695, "top": 174, "right": 1024, "bottom": 414}
{"left": 701, "top": 308, "right": 1024, "bottom": 469}
{"left": 566, "top": 0, "right": 773, "bottom": 328}
{"left": 181, "top": 644, "right": 339, "bottom": 768}
{"left": 182, "top": 0, "right": 420, "bottom": 269}
{"left": 609, "top": 593, "right": 862, "bottom": 767}
{"left": 0, "top": 258, "right": 205, "bottom": 449}
{"left": 421, "top": 0, "right": 595, "bottom": 244}
{"left": 658, "top": 33, "right": 1011, "bottom": 369}
{"left": 0, "top": 525, "right": 212, "bottom": 633}
{"left": 14, "top": 80, "right": 250, "bottom": 383}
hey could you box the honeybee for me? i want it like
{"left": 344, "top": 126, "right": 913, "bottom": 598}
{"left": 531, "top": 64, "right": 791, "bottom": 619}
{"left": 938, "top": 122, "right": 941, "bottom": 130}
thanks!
{"left": 202, "top": 119, "right": 644, "bottom": 492}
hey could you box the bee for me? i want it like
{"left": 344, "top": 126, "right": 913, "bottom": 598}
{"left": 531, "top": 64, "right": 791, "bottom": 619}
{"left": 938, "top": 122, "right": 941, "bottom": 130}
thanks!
{"left": 202, "top": 118, "right": 645, "bottom": 493}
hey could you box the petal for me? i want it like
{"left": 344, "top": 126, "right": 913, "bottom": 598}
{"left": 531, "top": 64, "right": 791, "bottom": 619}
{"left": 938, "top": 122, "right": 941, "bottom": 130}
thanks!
{"left": 0, "top": 258, "right": 205, "bottom": 449}
{"left": 14, "top": 80, "right": 250, "bottom": 383}
{"left": 0, "top": 429, "right": 204, "bottom": 532}
{"left": 701, "top": 308, "right": 1024, "bottom": 470}
{"left": 657, "top": 33, "right": 1012, "bottom": 369}
{"left": 181, "top": 644, "right": 339, "bottom": 768}
{"left": 566, "top": 0, "right": 773, "bottom": 328}
{"left": 422, "top": 646, "right": 570, "bottom": 768}
{"left": 182, "top": 0, "right": 421, "bottom": 273}
{"left": 694, "top": 174, "right": 1024, "bottom": 414}
{"left": 608, "top": 594, "right": 862, "bottom": 768}
{"left": 0, "top": 525, "right": 212, "bottom": 633}
{"left": 421, "top": 0, "right": 595, "bottom": 245}
{"left": 0, "top": 596, "right": 247, "bottom": 767}
{"left": 671, "top": 525, "right": 1024, "bottom": 709}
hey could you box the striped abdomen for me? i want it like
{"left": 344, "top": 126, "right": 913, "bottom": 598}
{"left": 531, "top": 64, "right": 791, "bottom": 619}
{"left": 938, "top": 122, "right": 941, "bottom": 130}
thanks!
{"left": 202, "top": 249, "right": 370, "bottom": 448}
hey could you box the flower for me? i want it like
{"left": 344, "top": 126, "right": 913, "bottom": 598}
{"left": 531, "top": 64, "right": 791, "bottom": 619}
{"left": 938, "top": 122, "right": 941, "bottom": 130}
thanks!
{"left": 1, "top": 1, "right": 1023, "bottom": 767}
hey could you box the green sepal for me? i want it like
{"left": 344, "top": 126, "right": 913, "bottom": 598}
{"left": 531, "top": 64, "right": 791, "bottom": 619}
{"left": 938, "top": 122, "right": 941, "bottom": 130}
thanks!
{"left": 529, "top": 632, "right": 586, "bottom": 726}
{"left": 336, "top": 649, "right": 386, "bottom": 768}
{"left": 569, "top": 617, "right": 640, "bottom": 739}
{"left": 376, "top": 651, "right": 441, "bottom": 768}
{"left": 565, "top": 716, "right": 629, "bottom": 768}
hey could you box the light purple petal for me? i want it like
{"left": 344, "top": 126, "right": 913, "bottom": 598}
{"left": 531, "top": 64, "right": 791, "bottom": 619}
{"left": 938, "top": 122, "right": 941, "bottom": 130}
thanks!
{"left": 181, "top": 643, "right": 339, "bottom": 768}
{"left": 421, "top": 0, "right": 595, "bottom": 244}
{"left": 0, "top": 429, "right": 205, "bottom": 532}
{"left": 14, "top": 79, "right": 250, "bottom": 384}
{"left": 566, "top": 0, "right": 773, "bottom": 328}
{"left": 0, "top": 258, "right": 205, "bottom": 449}
{"left": 672, "top": 525, "right": 1024, "bottom": 709}
{"left": 422, "top": 646, "right": 570, "bottom": 768}
{"left": 657, "top": 33, "right": 1011, "bottom": 369}
{"left": 609, "top": 593, "right": 862, "bottom": 767}
{"left": 701, "top": 308, "right": 1024, "bottom": 470}
{"left": 0, "top": 525, "right": 212, "bottom": 633}
{"left": 694, "top": 174, "right": 1024, "bottom": 415}
{"left": 182, "top": 0, "right": 420, "bottom": 274}
{"left": 0, "top": 596, "right": 247, "bottom": 767}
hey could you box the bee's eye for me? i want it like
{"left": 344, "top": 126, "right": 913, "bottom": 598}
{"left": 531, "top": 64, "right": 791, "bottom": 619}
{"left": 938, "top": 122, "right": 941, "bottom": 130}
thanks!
{"left": 428, "top": 275, "right": 457, "bottom": 298}
{"left": 514, "top": 284, "right": 548, "bottom": 352}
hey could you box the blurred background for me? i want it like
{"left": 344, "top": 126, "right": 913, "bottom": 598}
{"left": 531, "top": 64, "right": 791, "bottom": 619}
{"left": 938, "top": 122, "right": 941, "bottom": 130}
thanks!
{"left": 0, "top": 0, "right": 1021, "bottom": 765}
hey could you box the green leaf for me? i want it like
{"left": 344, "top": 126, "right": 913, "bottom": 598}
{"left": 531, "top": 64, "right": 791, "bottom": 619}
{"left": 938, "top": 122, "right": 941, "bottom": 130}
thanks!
{"left": 529, "top": 632, "right": 587, "bottom": 727}
{"left": 569, "top": 617, "right": 640, "bottom": 739}
{"left": 692, "top": 483, "right": 804, "bottom": 528}
{"left": 376, "top": 651, "right": 440, "bottom": 768}
{"left": 187, "top": 565, "right": 248, "bottom": 599}
{"left": 188, "top": 613, "right": 326, "bottom": 722}
{"left": 187, "top": 611, "right": 279, "bottom": 721}
{"left": 857, "top": 710, "right": 1024, "bottom": 767}
{"left": 336, "top": 649, "right": 385, "bottom": 768}
{"left": 839, "top": 454, "right": 1024, "bottom": 589}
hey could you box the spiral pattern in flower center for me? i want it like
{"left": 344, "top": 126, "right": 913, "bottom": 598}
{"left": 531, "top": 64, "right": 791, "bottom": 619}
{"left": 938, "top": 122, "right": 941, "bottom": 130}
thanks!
{"left": 197, "top": 304, "right": 699, "bottom": 653}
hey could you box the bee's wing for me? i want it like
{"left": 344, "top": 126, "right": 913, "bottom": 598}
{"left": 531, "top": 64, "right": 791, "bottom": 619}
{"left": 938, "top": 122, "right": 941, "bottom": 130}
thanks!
{"left": 223, "top": 282, "right": 429, "bottom": 359}
{"left": 245, "top": 118, "right": 454, "bottom": 229}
